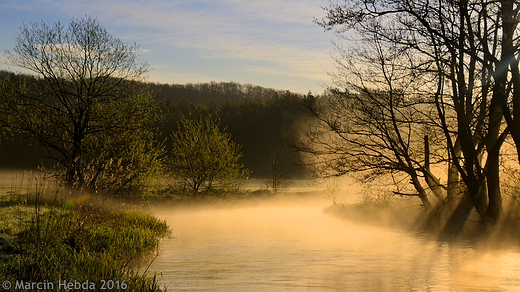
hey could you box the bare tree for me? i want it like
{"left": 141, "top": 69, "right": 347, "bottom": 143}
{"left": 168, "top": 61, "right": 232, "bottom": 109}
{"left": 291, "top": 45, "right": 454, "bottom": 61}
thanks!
{"left": 296, "top": 36, "right": 449, "bottom": 211}
{"left": 323, "top": 177, "right": 341, "bottom": 205}
{"left": 265, "top": 151, "right": 291, "bottom": 194}
{"left": 309, "top": 0, "right": 520, "bottom": 224}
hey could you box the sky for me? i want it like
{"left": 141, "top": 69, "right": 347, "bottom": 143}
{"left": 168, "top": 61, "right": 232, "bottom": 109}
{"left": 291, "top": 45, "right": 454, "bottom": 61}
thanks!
{"left": 0, "top": 0, "right": 337, "bottom": 94}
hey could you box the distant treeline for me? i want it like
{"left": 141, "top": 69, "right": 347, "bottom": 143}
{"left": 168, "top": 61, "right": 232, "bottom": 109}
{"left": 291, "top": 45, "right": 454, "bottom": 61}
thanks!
{"left": 149, "top": 81, "right": 287, "bottom": 105}
{"left": 152, "top": 81, "right": 311, "bottom": 178}
{"left": 0, "top": 71, "right": 312, "bottom": 179}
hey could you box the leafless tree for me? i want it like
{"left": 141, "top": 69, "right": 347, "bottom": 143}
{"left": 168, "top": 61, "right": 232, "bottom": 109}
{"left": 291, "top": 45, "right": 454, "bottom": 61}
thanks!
{"left": 309, "top": 0, "right": 520, "bottom": 224}
{"left": 265, "top": 151, "right": 291, "bottom": 193}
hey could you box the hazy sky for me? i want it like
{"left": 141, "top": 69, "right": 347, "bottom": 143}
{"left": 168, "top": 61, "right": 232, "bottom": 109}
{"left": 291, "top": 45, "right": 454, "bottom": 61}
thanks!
{"left": 0, "top": 0, "right": 336, "bottom": 94}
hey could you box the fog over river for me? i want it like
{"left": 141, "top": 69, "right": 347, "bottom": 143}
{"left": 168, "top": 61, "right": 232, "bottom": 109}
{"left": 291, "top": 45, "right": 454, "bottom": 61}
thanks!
{"left": 146, "top": 195, "right": 520, "bottom": 291}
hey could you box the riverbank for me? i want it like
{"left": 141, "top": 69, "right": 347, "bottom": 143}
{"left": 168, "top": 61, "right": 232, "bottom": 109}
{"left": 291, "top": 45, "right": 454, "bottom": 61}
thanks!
{"left": 323, "top": 200, "right": 424, "bottom": 230}
{"left": 0, "top": 191, "right": 170, "bottom": 292}
{"left": 324, "top": 197, "right": 520, "bottom": 248}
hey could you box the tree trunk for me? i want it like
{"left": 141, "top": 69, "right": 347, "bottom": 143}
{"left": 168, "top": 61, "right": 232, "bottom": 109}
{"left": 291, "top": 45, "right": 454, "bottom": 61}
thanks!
{"left": 500, "top": 0, "right": 520, "bottom": 164}
{"left": 423, "top": 135, "right": 445, "bottom": 202}
{"left": 410, "top": 172, "right": 432, "bottom": 210}
{"left": 447, "top": 138, "right": 461, "bottom": 203}
{"left": 485, "top": 75, "right": 505, "bottom": 224}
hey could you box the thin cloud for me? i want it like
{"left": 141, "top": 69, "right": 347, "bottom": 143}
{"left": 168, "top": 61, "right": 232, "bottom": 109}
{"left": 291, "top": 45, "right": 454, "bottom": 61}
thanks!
{"left": 1, "top": 0, "right": 335, "bottom": 92}
{"left": 51, "top": 1, "right": 330, "bottom": 63}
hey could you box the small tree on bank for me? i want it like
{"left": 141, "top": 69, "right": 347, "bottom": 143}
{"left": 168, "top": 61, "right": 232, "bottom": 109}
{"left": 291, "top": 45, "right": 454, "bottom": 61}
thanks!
{"left": 1, "top": 16, "right": 163, "bottom": 193}
{"left": 169, "top": 116, "right": 248, "bottom": 194}
{"left": 265, "top": 151, "right": 291, "bottom": 193}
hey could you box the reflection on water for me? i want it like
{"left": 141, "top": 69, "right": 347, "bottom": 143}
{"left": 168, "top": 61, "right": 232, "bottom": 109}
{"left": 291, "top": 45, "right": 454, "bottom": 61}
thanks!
{"left": 147, "top": 198, "right": 520, "bottom": 291}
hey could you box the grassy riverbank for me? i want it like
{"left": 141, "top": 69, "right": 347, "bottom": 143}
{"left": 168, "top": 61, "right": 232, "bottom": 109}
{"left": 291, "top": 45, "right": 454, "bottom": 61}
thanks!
{"left": 0, "top": 189, "right": 169, "bottom": 291}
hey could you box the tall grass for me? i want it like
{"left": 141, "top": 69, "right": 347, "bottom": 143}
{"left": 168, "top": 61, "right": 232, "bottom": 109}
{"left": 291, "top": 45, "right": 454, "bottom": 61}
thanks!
{"left": 0, "top": 171, "right": 169, "bottom": 292}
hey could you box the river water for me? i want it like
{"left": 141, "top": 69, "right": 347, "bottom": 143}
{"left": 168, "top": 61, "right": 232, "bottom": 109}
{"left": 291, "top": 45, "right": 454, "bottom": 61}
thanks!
{"left": 147, "top": 196, "right": 520, "bottom": 291}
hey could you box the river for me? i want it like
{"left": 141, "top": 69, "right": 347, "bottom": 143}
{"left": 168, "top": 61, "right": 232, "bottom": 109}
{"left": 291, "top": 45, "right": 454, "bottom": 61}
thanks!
{"left": 147, "top": 196, "right": 520, "bottom": 291}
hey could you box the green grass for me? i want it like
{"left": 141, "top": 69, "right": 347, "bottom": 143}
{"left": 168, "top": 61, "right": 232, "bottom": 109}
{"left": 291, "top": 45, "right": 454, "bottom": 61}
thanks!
{"left": 0, "top": 193, "right": 169, "bottom": 292}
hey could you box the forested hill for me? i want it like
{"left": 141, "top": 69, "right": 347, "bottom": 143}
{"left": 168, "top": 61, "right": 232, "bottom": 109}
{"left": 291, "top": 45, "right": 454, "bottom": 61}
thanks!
{"left": 154, "top": 81, "right": 311, "bottom": 179}
{"left": 0, "top": 71, "right": 312, "bottom": 179}
{"left": 148, "top": 81, "right": 290, "bottom": 106}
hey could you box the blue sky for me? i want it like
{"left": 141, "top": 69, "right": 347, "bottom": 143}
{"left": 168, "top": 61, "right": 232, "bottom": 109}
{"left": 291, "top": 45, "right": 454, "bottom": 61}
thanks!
{"left": 0, "top": 0, "right": 336, "bottom": 94}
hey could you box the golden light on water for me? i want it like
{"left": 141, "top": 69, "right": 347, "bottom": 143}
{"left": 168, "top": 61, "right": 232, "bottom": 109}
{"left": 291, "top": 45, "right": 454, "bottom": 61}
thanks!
{"left": 1, "top": 170, "right": 519, "bottom": 291}
{"left": 146, "top": 196, "right": 520, "bottom": 291}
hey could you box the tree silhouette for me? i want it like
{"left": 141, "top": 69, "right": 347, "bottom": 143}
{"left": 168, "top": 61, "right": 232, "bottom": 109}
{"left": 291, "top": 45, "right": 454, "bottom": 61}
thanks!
{"left": 265, "top": 151, "right": 291, "bottom": 193}
{"left": 310, "top": 0, "right": 520, "bottom": 224}
{"left": 2, "top": 16, "right": 163, "bottom": 192}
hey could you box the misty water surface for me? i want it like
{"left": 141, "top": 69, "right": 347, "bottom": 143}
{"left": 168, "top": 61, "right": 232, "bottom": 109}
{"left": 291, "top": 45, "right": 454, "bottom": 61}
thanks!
{"left": 146, "top": 194, "right": 520, "bottom": 291}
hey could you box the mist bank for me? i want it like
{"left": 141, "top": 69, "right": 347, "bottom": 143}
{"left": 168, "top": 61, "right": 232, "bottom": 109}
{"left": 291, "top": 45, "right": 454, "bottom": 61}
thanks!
{"left": 145, "top": 192, "right": 520, "bottom": 291}
{"left": 324, "top": 195, "right": 520, "bottom": 249}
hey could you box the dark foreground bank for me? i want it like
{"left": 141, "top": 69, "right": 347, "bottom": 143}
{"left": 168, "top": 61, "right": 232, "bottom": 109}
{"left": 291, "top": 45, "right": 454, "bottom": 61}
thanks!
{"left": 0, "top": 193, "right": 169, "bottom": 292}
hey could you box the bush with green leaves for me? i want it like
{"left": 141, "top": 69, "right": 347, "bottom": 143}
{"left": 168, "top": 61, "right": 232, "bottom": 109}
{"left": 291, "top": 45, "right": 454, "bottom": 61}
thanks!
{"left": 169, "top": 116, "right": 248, "bottom": 194}
{"left": 1, "top": 17, "right": 164, "bottom": 194}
